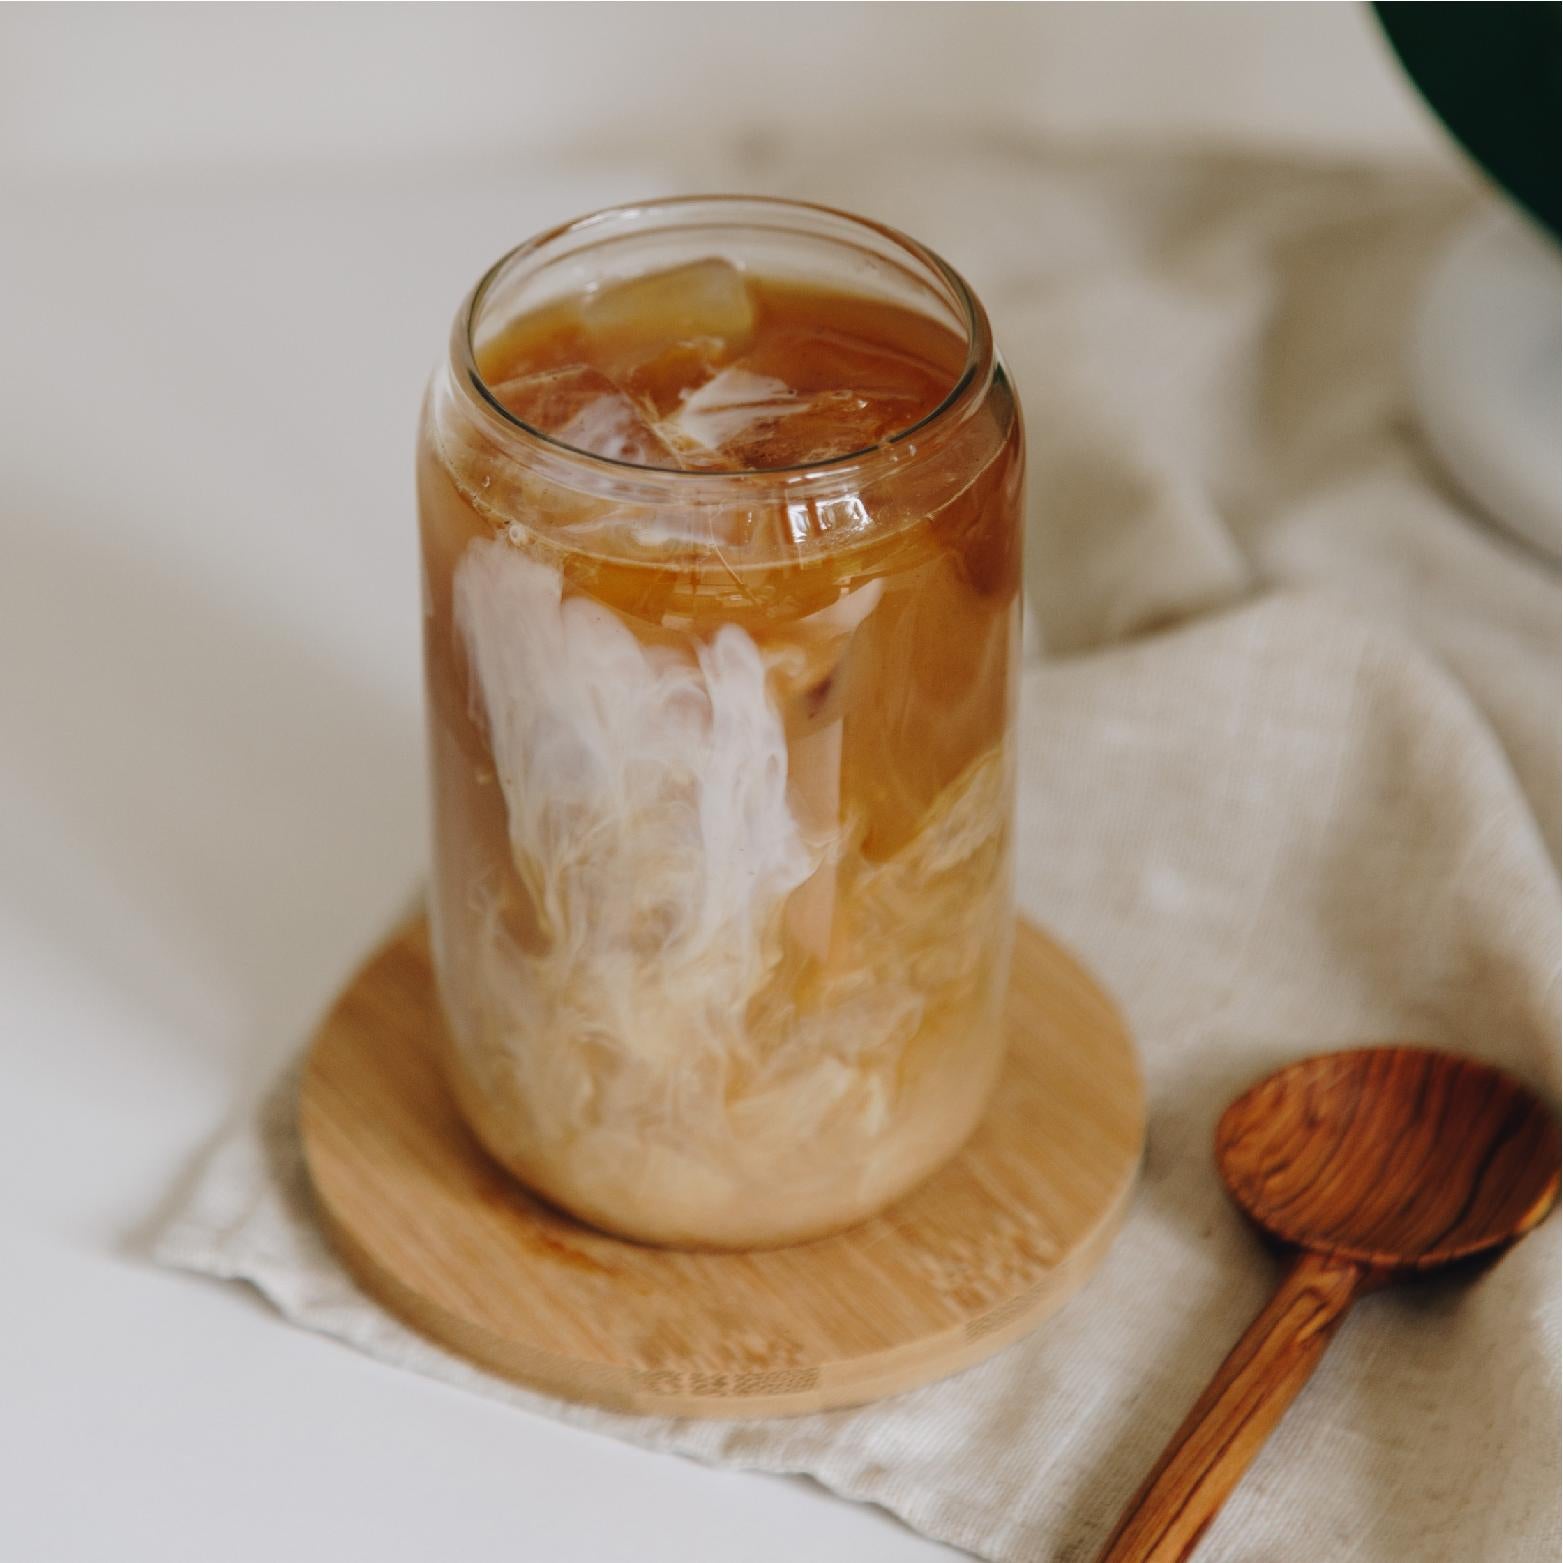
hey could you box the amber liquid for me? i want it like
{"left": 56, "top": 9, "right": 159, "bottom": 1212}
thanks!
{"left": 419, "top": 261, "right": 1023, "bottom": 1247}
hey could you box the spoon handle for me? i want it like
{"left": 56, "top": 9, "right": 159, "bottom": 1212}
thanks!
{"left": 1098, "top": 1249, "right": 1366, "bottom": 1563}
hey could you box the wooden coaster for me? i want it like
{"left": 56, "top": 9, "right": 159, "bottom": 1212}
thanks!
{"left": 300, "top": 917, "right": 1144, "bottom": 1418}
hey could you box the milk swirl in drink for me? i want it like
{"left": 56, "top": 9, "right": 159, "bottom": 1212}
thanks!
{"left": 418, "top": 201, "right": 1024, "bottom": 1247}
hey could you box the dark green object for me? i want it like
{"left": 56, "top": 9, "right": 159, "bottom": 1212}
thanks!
{"left": 1374, "top": 2, "right": 1560, "bottom": 236}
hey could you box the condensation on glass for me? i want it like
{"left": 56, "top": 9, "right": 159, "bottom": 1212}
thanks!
{"left": 417, "top": 198, "right": 1025, "bottom": 1248}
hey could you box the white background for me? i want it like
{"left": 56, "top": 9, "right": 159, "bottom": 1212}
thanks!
{"left": 0, "top": 7, "right": 1451, "bottom": 1561}
{"left": 4, "top": 4, "right": 1439, "bottom": 178}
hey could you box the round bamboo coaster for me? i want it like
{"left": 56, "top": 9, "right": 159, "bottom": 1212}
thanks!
{"left": 300, "top": 916, "right": 1144, "bottom": 1418}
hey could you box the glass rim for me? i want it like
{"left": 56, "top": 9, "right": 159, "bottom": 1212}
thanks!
{"left": 448, "top": 194, "right": 995, "bottom": 498}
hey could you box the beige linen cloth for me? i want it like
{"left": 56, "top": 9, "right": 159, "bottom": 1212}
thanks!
{"left": 156, "top": 146, "right": 1561, "bottom": 1561}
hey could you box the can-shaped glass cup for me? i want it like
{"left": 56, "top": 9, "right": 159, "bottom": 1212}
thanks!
{"left": 418, "top": 197, "right": 1024, "bottom": 1248}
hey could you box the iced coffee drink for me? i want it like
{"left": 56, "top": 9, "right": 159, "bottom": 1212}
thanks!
{"left": 418, "top": 199, "right": 1023, "bottom": 1247}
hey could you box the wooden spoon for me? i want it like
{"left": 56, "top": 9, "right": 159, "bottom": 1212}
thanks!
{"left": 1099, "top": 1045, "right": 1560, "bottom": 1563}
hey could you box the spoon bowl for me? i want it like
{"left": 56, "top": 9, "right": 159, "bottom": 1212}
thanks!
{"left": 1219, "top": 1045, "right": 1560, "bottom": 1269}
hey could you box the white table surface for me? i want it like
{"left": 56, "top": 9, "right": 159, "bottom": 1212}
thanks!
{"left": 0, "top": 160, "right": 970, "bottom": 1562}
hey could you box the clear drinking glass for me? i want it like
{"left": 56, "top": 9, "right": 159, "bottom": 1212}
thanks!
{"left": 417, "top": 197, "right": 1024, "bottom": 1248}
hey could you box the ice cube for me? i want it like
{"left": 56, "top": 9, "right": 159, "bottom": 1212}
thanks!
{"left": 581, "top": 259, "right": 757, "bottom": 365}
{"left": 663, "top": 368, "right": 798, "bottom": 457}
{"left": 488, "top": 366, "right": 681, "bottom": 468}
{"left": 662, "top": 365, "right": 922, "bottom": 471}
{"left": 620, "top": 335, "right": 729, "bottom": 419}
